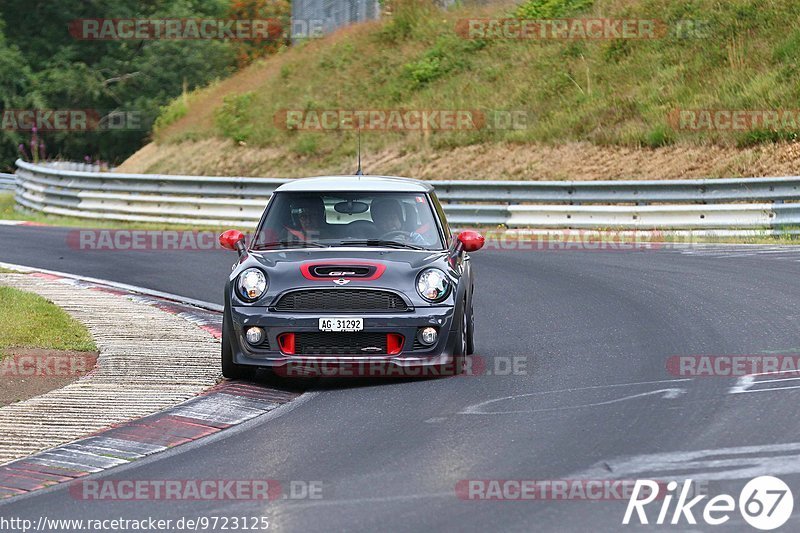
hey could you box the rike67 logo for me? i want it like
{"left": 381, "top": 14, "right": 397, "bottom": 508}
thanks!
{"left": 623, "top": 476, "right": 794, "bottom": 530}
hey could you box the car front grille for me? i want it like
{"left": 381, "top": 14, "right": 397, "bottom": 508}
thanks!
{"left": 273, "top": 289, "right": 408, "bottom": 312}
{"left": 295, "top": 332, "right": 388, "bottom": 356}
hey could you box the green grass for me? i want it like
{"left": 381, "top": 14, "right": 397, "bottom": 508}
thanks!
{"left": 0, "top": 193, "right": 233, "bottom": 231}
{"left": 152, "top": 0, "right": 800, "bottom": 163}
{"left": 662, "top": 232, "right": 800, "bottom": 245}
{"left": 0, "top": 286, "right": 97, "bottom": 357}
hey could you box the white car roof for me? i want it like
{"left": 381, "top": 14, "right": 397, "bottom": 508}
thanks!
{"left": 274, "top": 175, "right": 434, "bottom": 193}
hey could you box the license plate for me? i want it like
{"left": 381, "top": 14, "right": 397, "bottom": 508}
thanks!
{"left": 319, "top": 317, "right": 363, "bottom": 332}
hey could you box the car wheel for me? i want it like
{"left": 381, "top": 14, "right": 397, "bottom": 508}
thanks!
{"left": 466, "top": 289, "right": 475, "bottom": 355}
{"left": 453, "top": 300, "right": 468, "bottom": 375}
{"left": 221, "top": 315, "right": 255, "bottom": 380}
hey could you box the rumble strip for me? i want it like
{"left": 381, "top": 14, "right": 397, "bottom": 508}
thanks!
{"left": 0, "top": 270, "right": 299, "bottom": 500}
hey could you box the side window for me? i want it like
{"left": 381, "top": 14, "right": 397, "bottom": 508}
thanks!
{"left": 429, "top": 193, "right": 451, "bottom": 246}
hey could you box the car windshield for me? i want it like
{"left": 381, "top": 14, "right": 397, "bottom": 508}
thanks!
{"left": 252, "top": 191, "right": 445, "bottom": 250}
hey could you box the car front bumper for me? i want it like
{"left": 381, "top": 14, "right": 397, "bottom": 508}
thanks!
{"left": 228, "top": 305, "right": 459, "bottom": 372}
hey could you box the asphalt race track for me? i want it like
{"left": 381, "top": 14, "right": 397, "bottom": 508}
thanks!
{"left": 2, "top": 224, "right": 800, "bottom": 531}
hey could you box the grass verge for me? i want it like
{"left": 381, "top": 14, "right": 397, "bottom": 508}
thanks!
{"left": 0, "top": 285, "right": 97, "bottom": 358}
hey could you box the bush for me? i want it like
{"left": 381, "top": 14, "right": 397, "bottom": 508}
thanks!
{"left": 516, "top": 0, "right": 594, "bottom": 18}
{"left": 154, "top": 98, "right": 188, "bottom": 133}
{"left": 216, "top": 92, "right": 257, "bottom": 143}
{"left": 292, "top": 134, "right": 319, "bottom": 155}
{"left": 403, "top": 34, "right": 487, "bottom": 88}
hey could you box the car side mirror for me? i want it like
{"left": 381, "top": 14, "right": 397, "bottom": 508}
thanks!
{"left": 219, "top": 229, "right": 246, "bottom": 256}
{"left": 457, "top": 230, "right": 485, "bottom": 253}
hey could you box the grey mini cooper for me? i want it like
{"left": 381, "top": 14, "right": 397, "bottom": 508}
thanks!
{"left": 218, "top": 175, "right": 484, "bottom": 379}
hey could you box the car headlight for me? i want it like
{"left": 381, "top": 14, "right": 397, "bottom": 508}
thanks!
{"left": 237, "top": 268, "right": 267, "bottom": 301}
{"left": 416, "top": 268, "right": 450, "bottom": 302}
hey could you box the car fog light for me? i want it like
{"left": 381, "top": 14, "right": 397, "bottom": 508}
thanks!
{"left": 246, "top": 327, "right": 265, "bottom": 345}
{"left": 419, "top": 327, "right": 438, "bottom": 346}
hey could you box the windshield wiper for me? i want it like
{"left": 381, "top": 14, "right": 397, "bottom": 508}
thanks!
{"left": 252, "top": 240, "right": 329, "bottom": 250}
{"left": 337, "top": 239, "right": 425, "bottom": 250}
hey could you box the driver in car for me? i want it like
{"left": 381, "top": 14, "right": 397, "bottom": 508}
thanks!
{"left": 286, "top": 198, "right": 325, "bottom": 241}
{"left": 371, "top": 198, "right": 430, "bottom": 245}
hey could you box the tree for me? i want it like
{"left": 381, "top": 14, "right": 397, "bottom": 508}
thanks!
{"left": 0, "top": 0, "right": 238, "bottom": 169}
{"left": 228, "top": 0, "right": 290, "bottom": 67}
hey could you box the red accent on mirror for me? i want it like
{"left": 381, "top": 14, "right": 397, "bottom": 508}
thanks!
{"left": 219, "top": 229, "right": 245, "bottom": 251}
{"left": 457, "top": 230, "right": 485, "bottom": 252}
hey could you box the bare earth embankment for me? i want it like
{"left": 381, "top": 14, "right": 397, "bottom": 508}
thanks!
{"left": 119, "top": 0, "right": 800, "bottom": 180}
{"left": 119, "top": 138, "right": 800, "bottom": 180}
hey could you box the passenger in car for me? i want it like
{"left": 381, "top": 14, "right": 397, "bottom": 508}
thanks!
{"left": 371, "top": 198, "right": 428, "bottom": 244}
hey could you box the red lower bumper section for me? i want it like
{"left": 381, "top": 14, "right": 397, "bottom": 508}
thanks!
{"left": 277, "top": 332, "right": 405, "bottom": 356}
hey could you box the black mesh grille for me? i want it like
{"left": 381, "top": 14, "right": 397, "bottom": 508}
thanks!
{"left": 295, "top": 332, "right": 388, "bottom": 356}
{"left": 274, "top": 290, "right": 407, "bottom": 312}
{"left": 412, "top": 336, "right": 426, "bottom": 350}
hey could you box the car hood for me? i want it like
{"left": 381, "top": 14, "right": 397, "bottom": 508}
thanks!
{"left": 229, "top": 247, "right": 455, "bottom": 307}
{"left": 248, "top": 247, "right": 448, "bottom": 270}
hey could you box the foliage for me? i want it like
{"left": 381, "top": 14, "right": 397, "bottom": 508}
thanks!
{"left": 0, "top": 0, "right": 243, "bottom": 170}
{"left": 377, "top": 0, "right": 435, "bottom": 43}
{"left": 149, "top": 0, "right": 800, "bottom": 166}
{"left": 403, "top": 34, "right": 486, "bottom": 88}
{"left": 154, "top": 98, "right": 190, "bottom": 133}
{"left": 0, "top": 19, "right": 38, "bottom": 170}
{"left": 515, "top": 0, "right": 594, "bottom": 18}
{"left": 227, "top": 0, "right": 291, "bottom": 67}
{"left": 216, "top": 92, "right": 257, "bottom": 142}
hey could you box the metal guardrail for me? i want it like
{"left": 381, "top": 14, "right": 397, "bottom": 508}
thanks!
{"left": 12, "top": 159, "right": 800, "bottom": 230}
{"left": 0, "top": 172, "right": 16, "bottom": 191}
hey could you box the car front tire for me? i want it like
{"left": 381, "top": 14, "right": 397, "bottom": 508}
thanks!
{"left": 452, "top": 299, "right": 469, "bottom": 375}
{"left": 466, "top": 288, "right": 475, "bottom": 355}
{"left": 221, "top": 314, "right": 255, "bottom": 380}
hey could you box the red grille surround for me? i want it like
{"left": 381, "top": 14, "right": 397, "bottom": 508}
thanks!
{"left": 300, "top": 261, "right": 386, "bottom": 281}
